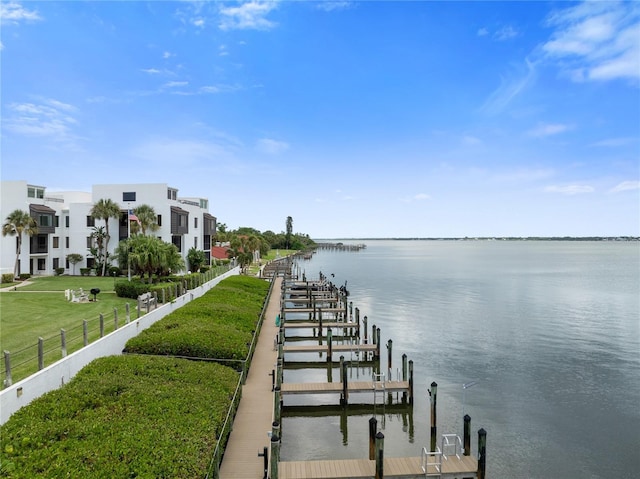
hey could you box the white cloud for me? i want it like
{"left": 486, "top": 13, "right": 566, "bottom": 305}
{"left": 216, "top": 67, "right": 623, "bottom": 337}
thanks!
{"left": 218, "top": 1, "right": 278, "bottom": 31}
{"left": 163, "top": 51, "right": 173, "bottom": 59}
{"left": 192, "top": 17, "right": 205, "bottom": 28}
{"left": 527, "top": 122, "right": 572, "bottom": 138}
{"left": 414, "top": 193, "right": 430, "bottom": 200}
{"left": 609, "top": 181, "right": 640, "bottom": 193}
{"left": 316, "top": 2, "right": 353, "bottom": 12}
{"left": 590, "top": 137, "right": 637, "bottom": 147}
{"left": 542, "top": 1, "right": 640, "bottom": 82}
{"left": 480, "top": 58, "right": 537, "bottom": 115}
{"left": 4, "top": 99, "right": 78, "bottom": 139}
{"left": 477, "top": 27, "right": 489, "bottom": 37}
{"left": 494, "top": 25, "right": 519, "bottom": 41}
{"left": 256, "top": 138, "right": 289, "bottom": 154}
{"left": 0, "top": 1, "right": 42, "bottom": 25}
{"left": 164, "top": 81, "right": 189, "bottom": 88}
{"left": 544, "top": 184, "right": 595, "bottom": 195}
{"left": 141, "top": 68, "right": 161, "bottom": 74}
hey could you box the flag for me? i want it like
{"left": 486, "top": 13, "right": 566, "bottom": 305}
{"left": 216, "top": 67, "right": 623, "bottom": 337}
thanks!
{"left": 128, "top": 210, "right": 140, "bottom": 224}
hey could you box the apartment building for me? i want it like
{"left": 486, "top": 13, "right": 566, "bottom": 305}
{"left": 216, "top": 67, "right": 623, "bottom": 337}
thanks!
{"left": 0, "top": 181, "right": 216, "bottom": 277}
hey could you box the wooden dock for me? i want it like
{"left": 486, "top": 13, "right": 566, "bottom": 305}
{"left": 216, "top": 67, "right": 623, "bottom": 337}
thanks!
{"left": 281, "top": 380, "right": 410, "bottom": 395}
{"left": 279, "top": 454, "right": 478, "bottom": 479}
{"left": 283, "top": 343, "right": 378, "bottom": 355}
{"left": 218, "top": 276, "right": 282, "bottom": 479}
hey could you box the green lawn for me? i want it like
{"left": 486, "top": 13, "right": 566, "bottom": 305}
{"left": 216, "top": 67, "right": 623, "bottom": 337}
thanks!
{"left": 1, "top": 276, "right": 134, "bottom": 384}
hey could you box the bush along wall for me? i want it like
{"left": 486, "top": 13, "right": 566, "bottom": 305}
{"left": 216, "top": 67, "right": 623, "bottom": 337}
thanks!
{"left": 0, "top": 275, "right": 271, "bottom": 478}
{"left": 0, "top": 356, "right": 239, "bottom": 478}
{"left": 124, "top": 275, "right": 270, "bottom": 366}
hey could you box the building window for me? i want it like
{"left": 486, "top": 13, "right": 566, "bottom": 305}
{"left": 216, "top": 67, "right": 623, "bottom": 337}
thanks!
{"left": 53, "top": 258, "right": 60, "bottom": 269}
{"left": 86, "top": 257, "right": 95, "bottom": 269}
{"left": 65, "top": 215, "right": 70, "bottom": 227}
{"left": 172, "top": 235, "right": 182, "bottom": 252}
{"left": 178, "top": 215, "right": 185, "bottom": 227}
{"left": 37, "top": 258, "right": 46, "bottom": 271}
{"left": 65, "top": 237, "right": 70, "bottom": 248}
{"left": 194, "top": 237, "right": 198, "bottom": 249}
{"left": 86, "top": 236, "right": 93, "bottom": 248}
{"left": 37, "top": 214, "right": 53, "bottom": 228}
{"left": 167, "top": 189, "right": 177, "bottom": 200}
{"left": 55, "top": 216, "right": 60, "bottom": 227}
{"left": 53, "top": 237, "right": 59, "bottom": 248}
{"left": 157, "top": 214, "right": 162, "bottom": 226}
{"left": 28, "top": 186, "right": 45, "bottom": 199}
{"left": 65, "top": 257, "right": 70, "bottom": 268}
{"left": 123, "top": 192, "right": 136, "bottom": 202}
{"left": 86, "top": 216, "right": 95, "bottom": 227}
{"left": 194, "top": 217, "right": 198, "bottom": 228}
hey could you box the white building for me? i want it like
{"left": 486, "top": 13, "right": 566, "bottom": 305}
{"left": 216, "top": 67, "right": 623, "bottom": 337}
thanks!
{"left": 0, "top": 181, "right": 216, "bottom": 277}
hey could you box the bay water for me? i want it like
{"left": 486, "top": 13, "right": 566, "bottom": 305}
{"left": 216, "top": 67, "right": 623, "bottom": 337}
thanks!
{"left": 279, "top": 240, "right": 640, "bottom": 478}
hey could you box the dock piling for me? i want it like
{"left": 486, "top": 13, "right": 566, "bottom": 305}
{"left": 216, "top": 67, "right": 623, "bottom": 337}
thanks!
{"left": 375, "top": 431, "right": 384, "bottom": 479}
{"left": 477, "top": 428, "right": 487, "bottom": 479}
{"left": 429, "top": 381, "right": 437, "bottom": 452}
{"left": 368, "top": 416, "right": 377, "bottom": 460}
{"left": 464, "top": 414, "right": 471, "bottom": 456}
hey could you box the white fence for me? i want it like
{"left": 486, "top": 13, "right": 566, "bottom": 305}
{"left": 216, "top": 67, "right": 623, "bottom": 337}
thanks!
{"left": 0, "top": 267, "right": 240, "bottom": 425}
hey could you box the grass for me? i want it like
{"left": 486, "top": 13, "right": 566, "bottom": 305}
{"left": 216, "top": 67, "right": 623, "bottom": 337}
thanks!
{"left": 0, "top": 276, "right": 135, "bottom": 385}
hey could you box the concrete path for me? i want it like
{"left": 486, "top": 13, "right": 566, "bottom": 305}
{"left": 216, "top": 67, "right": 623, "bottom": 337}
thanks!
{"left": 219, "top": 276, "right": 282, "bottom": 479}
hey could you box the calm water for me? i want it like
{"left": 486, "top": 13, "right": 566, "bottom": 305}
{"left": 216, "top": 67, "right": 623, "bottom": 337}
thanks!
{"left": 280, "top": 240, "right": 640, "bottom": 478}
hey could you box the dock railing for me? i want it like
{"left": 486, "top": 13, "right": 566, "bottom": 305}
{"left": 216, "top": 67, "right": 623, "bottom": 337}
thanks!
{"left": 421, "top": 446, "right": 443, "bottom": 476}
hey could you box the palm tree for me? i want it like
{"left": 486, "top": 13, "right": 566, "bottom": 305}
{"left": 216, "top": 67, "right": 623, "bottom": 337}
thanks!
{"left": 2, "top": 209, "right": 38, "bottom": 279}
{"left": 286, "top": 216, "right": 293, "bottom": 249}
{"left": 131, "top": 204, "right": 159, "bottom": 236}
{"left": 88, "top": 226, "right": 107, "bottom": 274}
{"left": 90, "top": 199, "right": 121, "bottom": 277}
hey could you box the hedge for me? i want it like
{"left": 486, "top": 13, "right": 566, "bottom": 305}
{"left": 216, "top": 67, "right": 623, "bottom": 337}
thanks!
{"left": 123, "top": 275, "right": 270, "bottom": 363}
{"left": 0, "top": 355, "right": 240, "bottom": 478}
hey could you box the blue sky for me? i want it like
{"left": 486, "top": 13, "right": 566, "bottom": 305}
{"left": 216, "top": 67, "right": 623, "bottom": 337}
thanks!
{"left": 1, "top": 1, "right": 639, "bottom": 238}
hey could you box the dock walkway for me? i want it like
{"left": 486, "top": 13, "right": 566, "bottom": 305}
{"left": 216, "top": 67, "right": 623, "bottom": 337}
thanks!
{"left": 218, "top": 276, "right": 282, "bottom": 479}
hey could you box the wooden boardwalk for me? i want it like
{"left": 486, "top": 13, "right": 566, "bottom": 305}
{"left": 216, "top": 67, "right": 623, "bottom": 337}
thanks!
{"left": 279, "top": 455, "right": 478, "bottom": 478}
{"left": 218, "top": 276, "right": 282, "bottom": 479}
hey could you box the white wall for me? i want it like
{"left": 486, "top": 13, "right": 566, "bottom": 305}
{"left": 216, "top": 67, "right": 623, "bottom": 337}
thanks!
{"left": 0, "top": 267, "right": 240, "bottom": 425}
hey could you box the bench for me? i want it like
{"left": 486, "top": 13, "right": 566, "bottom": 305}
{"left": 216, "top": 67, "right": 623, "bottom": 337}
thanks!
{"left": 137, "top": 292, "right": 157, "bottom": 310}
{"left": 68, "top": 288, "right": 89, "bottom": 303}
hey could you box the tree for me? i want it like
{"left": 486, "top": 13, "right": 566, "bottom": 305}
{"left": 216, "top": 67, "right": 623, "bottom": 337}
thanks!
{"left": 187, "top": 247, "right": 206, "bottom": 272}
{"left": 116, "top": 236, "right": 185, "bottom": 283}
{"left": 88, "top": 226, "right": 108, "bottom": 275}
{"left": 286, "top": 216, "right": 293, "bottom": 249}
{"left": 90, "top": 198, "right": 121, "bottom": 277}
{"left": 66, "top": 253, "right": 84, "bottom": 275}
{"left": 2, "top": 209, "right": 38, "bottom": 279}
{"left": 131, "top": 204, "right": 159, "bottom": 236}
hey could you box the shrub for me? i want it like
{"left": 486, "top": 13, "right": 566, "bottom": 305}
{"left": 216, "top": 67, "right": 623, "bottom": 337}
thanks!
{"left": 79, "top": 268, "right": 91, "bottom": 276}
{"left": 0, "top": 355, "right": 240, "bottom": 478}
{"left": 124, "top": 276, "right": 270, "bottom": 363}
{"left": 114, "top": 280, "right": 149, "bottom": 299}
{"left": 18, "top": 273, "right": 31, "bottom": 280}
{"left": 107, "top": 266, "right": 122, "bottom": 277}
{"left": 1, "top": 273, "right": 14, "bottom": 284}
{"left": 54, "top": 267, "right": 65, "bottom": 276}
{"left": 199, "top": 265, "right": 210, "bottom": 273}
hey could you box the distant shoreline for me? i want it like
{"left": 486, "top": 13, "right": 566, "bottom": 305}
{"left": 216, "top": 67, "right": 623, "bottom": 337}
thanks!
{"left": 314, "top": 236, "right": 639, "bottom": 242}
